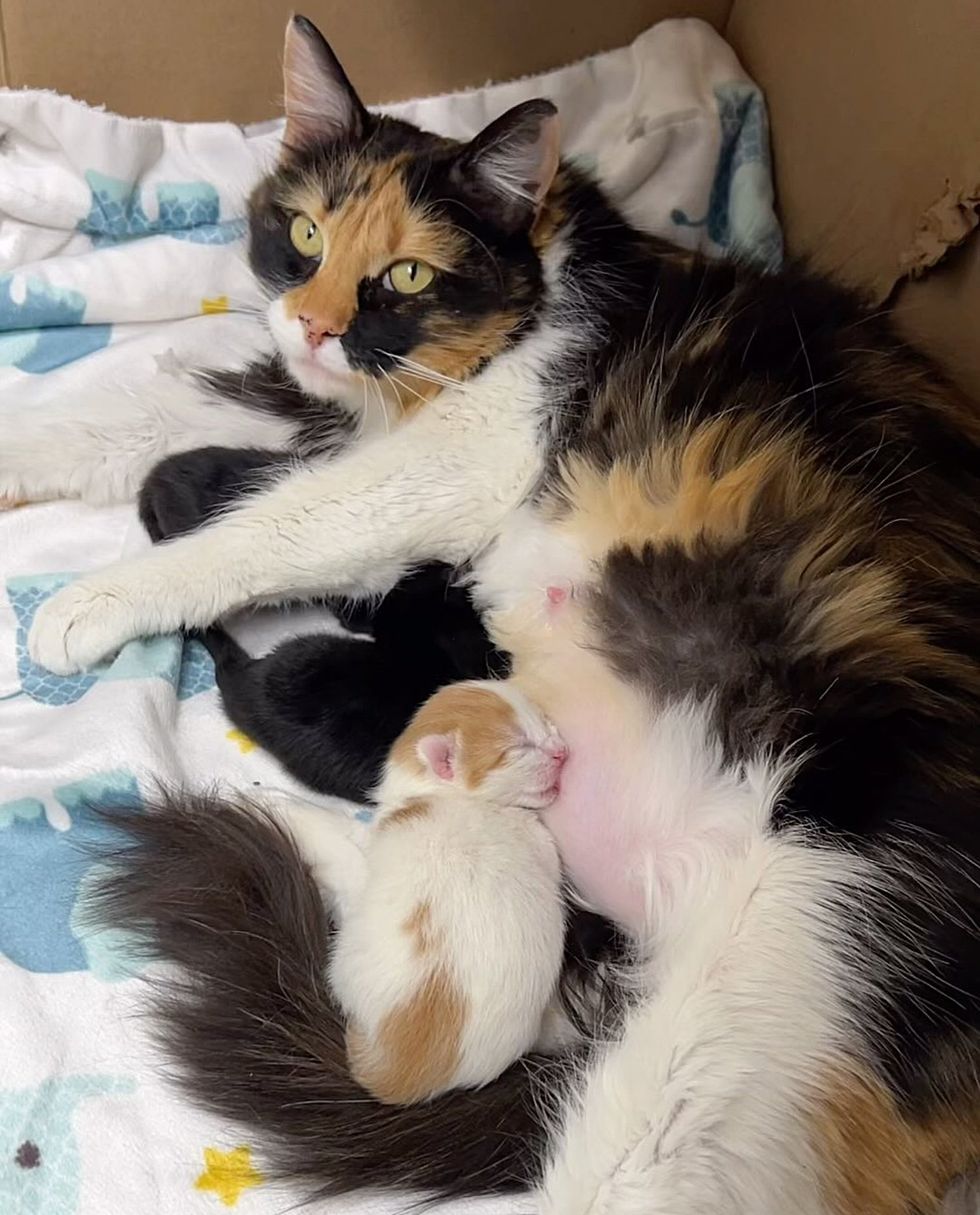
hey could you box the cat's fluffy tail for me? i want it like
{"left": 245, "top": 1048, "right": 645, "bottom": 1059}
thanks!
{"left": 89, "top": 790, "right": 573, "bottom": 1202}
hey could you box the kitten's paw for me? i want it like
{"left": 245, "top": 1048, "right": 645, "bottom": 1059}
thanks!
{"left": 28, "top": 580, "right": 141, "bottom": 674}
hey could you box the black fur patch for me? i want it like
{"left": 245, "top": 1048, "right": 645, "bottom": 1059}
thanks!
{"left": 195, "top": 355, "right": 356, "bottom": 457}
{"left": 198, "top": 564, "right": 509, "bottom": 803}
{"left": 138, "top": 445, "right": 291, "bottom": 541}
{"left": 594, "top": 538, "right": 806, "bottom": 763}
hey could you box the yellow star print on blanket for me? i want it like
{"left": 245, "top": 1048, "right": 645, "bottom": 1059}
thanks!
{"left": 194, "top": 1145, "right": 264, "bottom": 1206}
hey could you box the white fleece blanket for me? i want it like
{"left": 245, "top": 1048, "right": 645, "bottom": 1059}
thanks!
{"left": 0, "top": 20, "right": 781, "bottom": 1215}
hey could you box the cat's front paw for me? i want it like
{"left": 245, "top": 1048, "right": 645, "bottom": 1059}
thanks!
{"left": 28, "top": 579, "right": 141, "bottom": 674}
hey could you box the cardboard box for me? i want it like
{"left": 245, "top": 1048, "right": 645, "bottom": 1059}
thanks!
{"left": 2, "top": 0, "right": 977, "bottom": 397}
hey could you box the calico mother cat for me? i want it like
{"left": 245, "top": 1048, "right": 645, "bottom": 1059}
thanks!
{"left": 10, "top": 15, "right": 980, "bottom": 1215}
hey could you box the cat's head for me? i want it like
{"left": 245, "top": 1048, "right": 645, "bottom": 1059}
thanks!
{"left": 248, "top": 15, "right": 562, "bottom": 415}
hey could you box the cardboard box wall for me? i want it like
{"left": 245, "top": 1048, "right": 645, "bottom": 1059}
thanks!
{"left": 2, "top": 0, "right": 977, "bottom": 398}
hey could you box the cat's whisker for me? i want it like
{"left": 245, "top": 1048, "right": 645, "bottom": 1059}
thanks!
{"left": 383, "top": 368, "right": 429, "bottom": 405}
{"left": 377, "top": 366, "right": 405, "bottom": 413}
{"left": 359, "top": 378, "right": 369, "bottom": 436}
{"left": 371, "top": 376, "right": 391, "bottom": 436}
{"left": 380, "top": 351, "right": 466, "bottom": 390}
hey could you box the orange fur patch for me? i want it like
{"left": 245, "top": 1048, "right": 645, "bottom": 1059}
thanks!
{"left": 391, "top": 683, "right": 519, "bottom": 790}
{"left": 347, "top": 966, "right": 467, "bottom": 1105}
{"left": 553, "top": 415, "right": 961, "bottom": 681}
{"left": 402, "top": 900, "right": 435, "bottom": 957}
{"left": 554, "top": 418, "right": 831, "bottom": 560}
{"left": 813, "top": 1065, "right": 980, "bottom": 1214}
{"left": 393, "top": 310, "right": 520, "bottom": 414}
{"left": 281, "top": 163, "right": 463, "bottom": 342}
{"left": 531, "top": 172, "right": 570, "bottom": 251}
{"left": 378, "top": 798, "right": 431, "bottom": 830}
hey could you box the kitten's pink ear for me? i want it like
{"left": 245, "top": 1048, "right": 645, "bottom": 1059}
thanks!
{"left": 454, "top": 100, "right": 560, "bottom": 233}
{"left": 416, "top": 733, "right": 458, "bottom": 783}
{"left": 282, "top": 15, "right": 368, "bottom": 156}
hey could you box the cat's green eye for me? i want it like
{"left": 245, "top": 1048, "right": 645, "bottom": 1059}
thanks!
{"left": 384, "top": 260, "right": 435, "bottom": 295}
{"left": 289, "top": 213, "right": 323, "bottom": 259}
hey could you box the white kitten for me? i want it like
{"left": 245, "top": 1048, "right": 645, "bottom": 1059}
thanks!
{"left": 328, "top": 678, "right": 567, "bottom": 1105}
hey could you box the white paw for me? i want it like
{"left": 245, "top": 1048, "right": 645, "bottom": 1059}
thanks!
{"left": 28, "top": 580, "right": 140, "bottom": 674}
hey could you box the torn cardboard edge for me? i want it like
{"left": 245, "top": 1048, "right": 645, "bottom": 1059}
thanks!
{"left": 879, "top": 177, "right": 980, "bottom": 305}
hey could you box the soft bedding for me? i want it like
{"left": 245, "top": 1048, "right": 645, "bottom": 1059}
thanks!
{"left": 0, "top": 20, "right": 780, "bottom": 1214}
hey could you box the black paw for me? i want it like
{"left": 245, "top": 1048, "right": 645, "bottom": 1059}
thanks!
{"left": 138, "top": 446, "right": 289, "bottom": 542}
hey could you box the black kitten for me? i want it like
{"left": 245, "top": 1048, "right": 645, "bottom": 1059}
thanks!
{"left": 139, "top": 447, "right": 506, "bottom": 801}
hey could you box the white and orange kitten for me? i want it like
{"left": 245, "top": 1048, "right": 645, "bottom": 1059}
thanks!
{"left": 280, "top": 679, "right": 568, "bottom": 1105}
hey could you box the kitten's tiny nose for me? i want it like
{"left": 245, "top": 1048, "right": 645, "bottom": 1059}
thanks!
{"left": 299, "top": 314, "right": 344, "bottom": 349}
{"left": 550, "top": 744, "right": 568, "bottom": 767}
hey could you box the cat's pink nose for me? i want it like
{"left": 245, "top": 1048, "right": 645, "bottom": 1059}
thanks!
{"left": 550, "top": 744, "right": 568, "bottom": 767}
{"left": 299, "top": 314, "right": 345, "bottom": 349}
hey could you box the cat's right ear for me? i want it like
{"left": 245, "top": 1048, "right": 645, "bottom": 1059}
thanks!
{"left": 453, "top": 99, "right": 560, "bottom": 233}
{"left": 281, "top": 15, "right": 369, "bottom": 156}
{"left": 416, "top": 733, "right": 459, "bottom": 783}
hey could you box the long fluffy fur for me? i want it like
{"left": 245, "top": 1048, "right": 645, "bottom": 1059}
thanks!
{"left": 89, "top": 790, "right": 582, "bottom": 1200}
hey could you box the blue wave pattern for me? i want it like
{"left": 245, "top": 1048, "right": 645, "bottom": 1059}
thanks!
{"left": 0, "top": 275, "right": 111, "bottom": 374}
{"left": 0, "top": 770, "right": 143, "bottom": 975}
{"left": 79, "top": 170, "right": 246, "bottom": 247}
{"left": 5, "top": 573, "right": 216, "bottom": 707}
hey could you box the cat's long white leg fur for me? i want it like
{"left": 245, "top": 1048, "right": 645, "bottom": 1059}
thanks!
{"left": 0, "top": 375, "right": 299, "bottom": 506}
{"left": 539, "top": 783, "right": 876, "bottom": 1215}
{"left": 28, "top": 385, "right": 539, "bottom": 673}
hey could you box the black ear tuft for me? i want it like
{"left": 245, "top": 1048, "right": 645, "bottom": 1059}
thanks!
{"left": 281, "top": 15, "right": 369, "bottom": 156}
{"left": 453, "top": 99, "right": 560, "bottom": 233}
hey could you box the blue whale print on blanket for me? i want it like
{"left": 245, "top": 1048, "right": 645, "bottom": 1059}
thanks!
{"left": 5, "top": 573, "right": 215, "bottom": 706}
{"left": 79, "top": 170, "right": 246, "bottom": 247}
{"left": 671, "top": 82, "right": 783, "bottom": 269}
{"left": 0, "top": 770, "right": 144, "bottom": 976}
{"left": 0, "top": 1075, "right": 134, "bottom": 1215}
{"left": 0, "top": 276, "right": 111, "bottom": 374}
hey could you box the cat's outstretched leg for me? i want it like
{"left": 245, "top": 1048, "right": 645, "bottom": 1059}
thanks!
{"left": 0, "top": 372, "right": 299, "bottom": 507}
{"left": 27, "top": 399, "right": 521, "bottom": 673}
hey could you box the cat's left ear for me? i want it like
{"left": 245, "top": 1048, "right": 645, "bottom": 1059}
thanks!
{"left": 453, "top": 99, "right": 560, "bottom": 233}
{"left": 416, "top": 732, "right": 459, "bottom": 783}
{"left": 281, "top": 15, "right": 369, "bottom": 156}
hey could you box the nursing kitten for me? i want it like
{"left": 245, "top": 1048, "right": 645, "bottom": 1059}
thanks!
{"left": 199, "top": 579, "right": 504, "bottom": 802}
{"left": 327, "top": 680, "right": 567, "bottom": 1104}
{"left": 140, "top": 444, "right": 506, "bottom": 801}
{"left": 31, "top": 14, "right": 980, "bottom": 1215}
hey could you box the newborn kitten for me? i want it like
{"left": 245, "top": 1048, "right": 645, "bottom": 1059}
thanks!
{"left": 329, "top": 679, "right": 568, "bottom": 1105}
{"left": 139, "top": 446, "right": 507, "bottom": 802}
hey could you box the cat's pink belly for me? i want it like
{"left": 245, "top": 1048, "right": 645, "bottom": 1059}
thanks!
{"left": 539, "top": 705, "right": 655, "bottom": 936}
{"left": 532, "top": 662, "right": 763, "bottom": 944}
